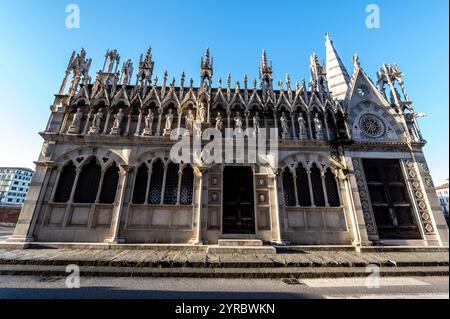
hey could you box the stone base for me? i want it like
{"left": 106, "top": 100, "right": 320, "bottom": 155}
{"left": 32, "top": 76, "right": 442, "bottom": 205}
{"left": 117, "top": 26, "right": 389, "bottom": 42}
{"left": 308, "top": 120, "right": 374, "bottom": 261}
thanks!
{"left": 110, "top": 127, "right": 121, "bottom": 135}
{"left": 281, "top": 132, "right": 290, "bottom": 140}
{"left": 67, "top": 126, "right": 79, "bottom": 134}
{"left": 88, "top": 127, "right": 100, "bottom": 134}
{"left": 298, "top": 133, "right": 308, "bottom": 140}
{"left": 163, "top": 129, "right": 172, "bottom": 136}
{"left": 141, "top": 128, "right": 153, "bottom": 136}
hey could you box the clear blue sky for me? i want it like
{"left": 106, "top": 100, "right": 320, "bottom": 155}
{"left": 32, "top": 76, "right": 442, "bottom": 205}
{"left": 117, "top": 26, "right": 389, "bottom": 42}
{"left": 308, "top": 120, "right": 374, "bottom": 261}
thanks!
{"left": 0, "top": 0, "right": 448, "bottom": 185}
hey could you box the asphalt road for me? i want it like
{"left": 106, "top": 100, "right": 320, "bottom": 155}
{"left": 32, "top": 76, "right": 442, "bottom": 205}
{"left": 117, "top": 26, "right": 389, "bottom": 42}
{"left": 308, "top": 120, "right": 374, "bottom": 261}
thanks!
{"left": 0, "top": 275, "right": 448, "bottom": 299}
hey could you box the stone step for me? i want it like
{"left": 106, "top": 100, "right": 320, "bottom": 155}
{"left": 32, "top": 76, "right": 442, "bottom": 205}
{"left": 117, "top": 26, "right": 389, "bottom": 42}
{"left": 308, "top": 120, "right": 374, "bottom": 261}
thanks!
{"left": 218, "top": 239, "right": 263, "bottom": 247}
{"left": 208, "top": 246, "right": 276, "bottom": 255}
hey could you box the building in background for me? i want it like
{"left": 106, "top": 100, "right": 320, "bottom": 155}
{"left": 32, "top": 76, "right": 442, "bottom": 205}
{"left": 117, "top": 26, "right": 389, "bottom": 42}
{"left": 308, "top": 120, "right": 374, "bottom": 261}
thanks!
{"left": 0, "top": 168, "right": 34, "bottom": 206}
{"left": 436, "top": 182, "right": 449, "bottom": 222}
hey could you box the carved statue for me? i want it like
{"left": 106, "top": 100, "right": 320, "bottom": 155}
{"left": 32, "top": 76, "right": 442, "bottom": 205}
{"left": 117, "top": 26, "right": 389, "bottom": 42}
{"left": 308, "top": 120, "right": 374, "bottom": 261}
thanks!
{"left": 297, "top": 114, "right": 307, "bottom": 139}
{"left": 110, "top": 108, "right": 124, "bottom": 134}
{"left": 253, "top": 111, "right": 261, "bottom": 134}
{"left": 234, "top": 112, "right": 243, "bottom": 132}
{"left": 120, "top": 59, "right": 133, "bottom": 85}
{"left": 185, "top": 110, "right": 195, "bottom": 135}
{"left": 198, "top": 102, "right": 207, "bottom": 123}
{"left": 280, "top": 112, "right": 290, "bottom": 139}
{"left": 314, "top": 113, "right": 323, "bottom": 140}
{"left": 142, "top": 109, "right": 154, "bottom": 136}
{"left": 163, "top": 109, "right": 174, "bottom": 136}
{"left": 215, "top": 112, "right": 223, "bottom": 131}
{"left": 194, "top": 119, "right": 202, "bottom": 137}
{"left": 68, "top": 108, "right": 84, "bottom": 134}
{"left": 88, "top": 108, "right": 104, "bottom": 134}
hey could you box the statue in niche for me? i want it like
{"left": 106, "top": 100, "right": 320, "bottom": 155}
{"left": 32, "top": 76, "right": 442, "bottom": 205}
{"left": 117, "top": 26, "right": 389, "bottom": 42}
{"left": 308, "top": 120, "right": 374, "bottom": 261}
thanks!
{"left": 234, "top": 111, "right": 243, "bottom": 133}
{"left": 163, "top": 109, "right": 174, "bottom": 136}
{"left": 280, "top": 112, "right": 290, "bottom": 139}
{"left": 68, "top": 108, "right": 84, "bottom": 134}
{"left": 110, "top": 108, "right": 124, "bottom": 135}
{"left": 314, "top": 113, "right": 323, "bottom": 140}
{"left": 194, "top": 119, "right": 202, "bottom": 137}
{"left": 297, "top": 113, "right": 307, "bottom": 140}
{"left": 215, "top": 112, "right": 223, "bottom": 131}
{"left": 198, "top": 102, "right": 207, "bottom": 123}
{"left": 253, "top": 111, "right": 261, "bottom": 135}
{"left": 142, "top": 109, "right": 154, "bottom": 136}
{"left": 88, "top": 108, "right": 104, "bottom": 134}
{"left": 185, "top": 110, "right": 195, "bottom": 135}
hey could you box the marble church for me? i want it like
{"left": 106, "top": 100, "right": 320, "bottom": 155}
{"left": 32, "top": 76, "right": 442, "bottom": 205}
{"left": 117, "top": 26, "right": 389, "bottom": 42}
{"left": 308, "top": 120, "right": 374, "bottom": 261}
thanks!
{"left": 8, "top": 34, "right": 448, "bottom": 247}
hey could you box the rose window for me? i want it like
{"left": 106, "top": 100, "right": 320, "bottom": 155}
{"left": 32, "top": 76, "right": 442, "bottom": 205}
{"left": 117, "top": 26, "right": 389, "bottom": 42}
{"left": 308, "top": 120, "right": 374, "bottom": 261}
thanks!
{"left": 359, "top": 114, "right": 385, "bottom": 138}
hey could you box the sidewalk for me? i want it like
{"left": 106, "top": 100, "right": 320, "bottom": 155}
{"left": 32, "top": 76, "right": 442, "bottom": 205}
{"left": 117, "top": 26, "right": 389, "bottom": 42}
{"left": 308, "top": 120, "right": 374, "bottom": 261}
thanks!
{"left": 0, "top": 247, "right": 447, "bottom": 278}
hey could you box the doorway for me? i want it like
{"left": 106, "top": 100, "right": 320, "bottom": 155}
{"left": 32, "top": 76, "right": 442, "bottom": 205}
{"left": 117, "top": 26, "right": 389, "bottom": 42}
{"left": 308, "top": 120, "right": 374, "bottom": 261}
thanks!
{"left": 362, "top": 159, "right": 421, "bottom": 240}
{"left": 222, "top": 166, "right": 255, "bottom": 234}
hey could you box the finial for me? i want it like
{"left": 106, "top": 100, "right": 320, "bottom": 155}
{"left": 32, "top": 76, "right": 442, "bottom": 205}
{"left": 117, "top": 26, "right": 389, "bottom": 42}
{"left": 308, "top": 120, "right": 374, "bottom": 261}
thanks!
{"left": 171, "top": 77, "right": 175, "bottom": 88}
{"left": 244, "top": 74, "right": 248, "bottom": 86}
{"left": 181, "top": 71, "right": 185, "bottom": 87}
{"left": 285, "top": 74, "right": 291, "bottom": 88}
{"left": 227, "top": 73, "right": 231, "bottom": 88}
{"left": 352, "top": 54, "right": 360, "bottom": 68}
{"left": 262, "top": 49, "right": 268, "bottom": 68}
{"left": 153, "top": 75, "right": 158, "bottom": 87}
{"left": 145, "top": 47, "right": 152, "bottom": 64}
{"left": 218, "top": 78, "right": 222, "bottom": 88}
{"left": 190, "top": 78, "right": 194, "bottom": 88}
{"left": 253, "top": 78, "right": 257, "bottom": 90}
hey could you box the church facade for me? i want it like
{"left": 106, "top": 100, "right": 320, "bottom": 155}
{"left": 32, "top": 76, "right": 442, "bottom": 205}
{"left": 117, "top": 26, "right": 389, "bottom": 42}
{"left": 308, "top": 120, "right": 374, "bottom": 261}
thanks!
{"left": 8, "top": 34, "right": 449, "bottom": 247}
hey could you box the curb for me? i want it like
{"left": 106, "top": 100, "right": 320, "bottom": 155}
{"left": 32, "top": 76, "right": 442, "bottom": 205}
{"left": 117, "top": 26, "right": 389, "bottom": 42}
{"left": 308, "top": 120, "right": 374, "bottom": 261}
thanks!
{"left": 0, "top": 265, "right": 447, "bottom": 279}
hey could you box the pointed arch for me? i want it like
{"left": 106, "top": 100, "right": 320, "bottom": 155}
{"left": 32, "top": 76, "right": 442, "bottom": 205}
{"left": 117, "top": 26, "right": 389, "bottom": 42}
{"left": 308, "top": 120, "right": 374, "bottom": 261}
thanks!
{"left": 73, "top": 157, "right": 101, "bottom": 203}
{"left": 53, "top": 161, "right": 76, "bottom": 203}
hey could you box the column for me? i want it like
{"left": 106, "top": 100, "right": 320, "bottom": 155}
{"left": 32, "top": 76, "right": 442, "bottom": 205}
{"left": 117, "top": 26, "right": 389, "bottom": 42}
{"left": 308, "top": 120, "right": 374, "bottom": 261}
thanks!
{"left": 269, "top": 170, "right": 285, "bottom": 244}
{"left": 321, "top": 170, "right": 329, "bottom": 207}
{"left": 291, "top": 171, "right": 300, "bottom": 207}
{"left": 106, "top": 166, "right": 134, "bottom": 244}
{"left": 7, "top": 163, "right": 56, "bottom": 244}
{"left": 134, "top": 110, "right": 143, "bottom": 136}
{"left": 102, "top": 110, "right": 111, "bottom": 134}
{"left": 62, "top": 167, "right": 81, "bottom": 227}
{"left": 160, "top": 163, "right": 168, "bottom": 204}
{"left": 176, "top": 167, "right": 183, "bottom": 205}
{"left": 306, "top": 112, "right": 313, "bottom": 139}
{"left": 83, "top": 111, "right": 92, "bottom": 135}
{"left": 290, "top": 113, "right": 297, "bottom": 140}
{"left": 59, "top": 112, "right": 69, "bottom": 134}
{"left": 324, "top": 114, "right": 330, "bottom": 141}
{"left": 125, "top": 113, "right": 132, "bottom": 135}
{"left": 190, "top": 167, "right": 205, "bottom": 244}
{"left": 156, "top": 109, "right": 163, "bottom": 136}
{"left": 306, "top": 167, "right": 315, "bottom": 207}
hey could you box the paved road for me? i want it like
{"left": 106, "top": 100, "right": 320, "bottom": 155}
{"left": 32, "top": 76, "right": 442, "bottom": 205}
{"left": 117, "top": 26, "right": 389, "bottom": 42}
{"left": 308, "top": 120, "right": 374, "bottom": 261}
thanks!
{"left": 0, "top": 275, "right": 447, "bottom": 299}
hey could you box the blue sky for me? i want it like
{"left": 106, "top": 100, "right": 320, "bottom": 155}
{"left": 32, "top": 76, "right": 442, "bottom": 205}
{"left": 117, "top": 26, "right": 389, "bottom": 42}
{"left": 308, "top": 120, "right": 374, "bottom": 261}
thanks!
{"left": 0, "top": 0, "right": 448, "bottom": 185}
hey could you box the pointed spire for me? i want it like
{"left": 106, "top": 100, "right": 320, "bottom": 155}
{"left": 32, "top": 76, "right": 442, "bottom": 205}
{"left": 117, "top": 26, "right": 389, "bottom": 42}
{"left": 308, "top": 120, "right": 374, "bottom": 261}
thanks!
{"left": 325, "top": 33, "right": 350, "bottom": 101}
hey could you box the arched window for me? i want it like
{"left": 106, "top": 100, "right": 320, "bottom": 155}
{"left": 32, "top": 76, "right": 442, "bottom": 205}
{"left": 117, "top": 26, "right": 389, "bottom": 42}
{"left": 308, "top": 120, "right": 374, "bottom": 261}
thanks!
{"left": 311, "top": 163, "right": 325, "bottom": 207}
{"left": 180, "top": 165, "right": 194, "bottom": 205}
{"left": 163, "top": 162, "right": 179, "bottom": 205}
{"left": 148, "top": 159, "right": 164, "bottom": 204}
{"left": 132, "top": 164, "right": 148, "bottom": 204}
{"left": 296, "top": 164, "right": 311, "bottom": 206}
{"left": 54, "top": 161, "right": 76, "bottom": 202}
{"left": 325, "top": 168, "right": 340, "bottom": 207}
{"left": 74, "top": 157, "right": 101, "bottom": 203}
{"left": 282, "top": 167, "right": 296, "bottom": 207}
{"left": 99, "top": 163, "right": 119, "bottom": 204}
